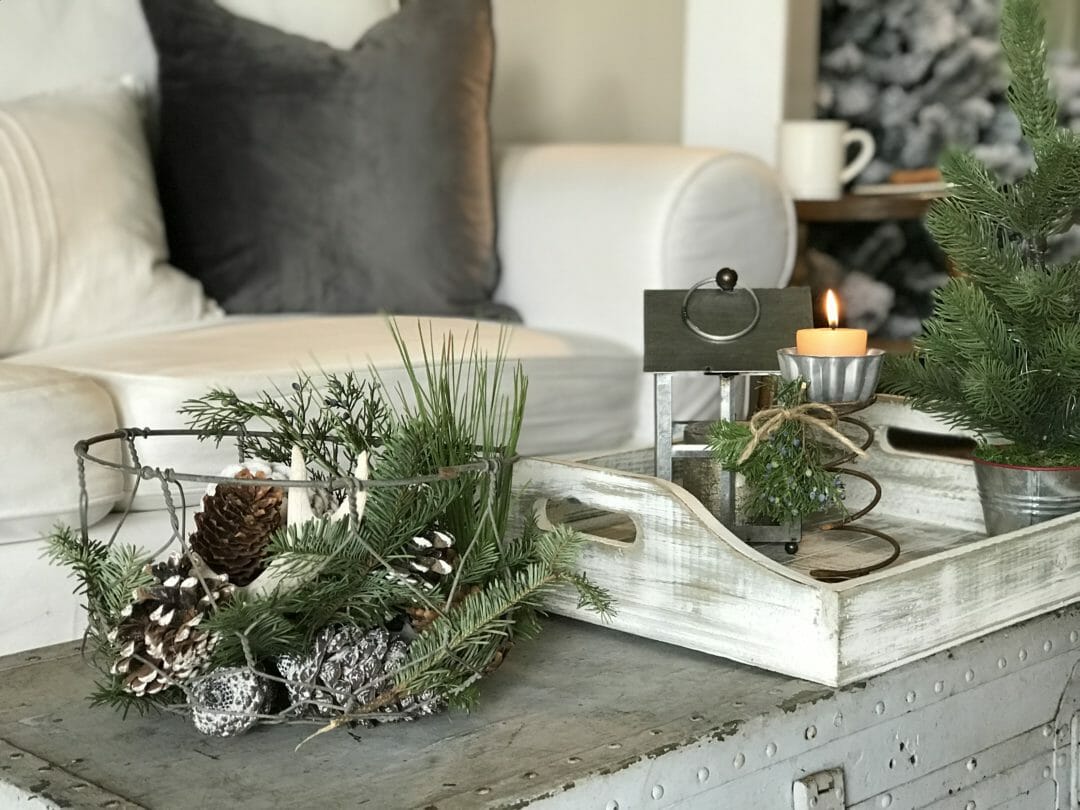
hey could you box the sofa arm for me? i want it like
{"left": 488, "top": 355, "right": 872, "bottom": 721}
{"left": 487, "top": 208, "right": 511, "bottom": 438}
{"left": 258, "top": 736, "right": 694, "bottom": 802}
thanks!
{"left": 495, "top": 143, "right": 795, "bottom": 341}
{"left": 494, "top": 143, "right": 796, "bottom": 441}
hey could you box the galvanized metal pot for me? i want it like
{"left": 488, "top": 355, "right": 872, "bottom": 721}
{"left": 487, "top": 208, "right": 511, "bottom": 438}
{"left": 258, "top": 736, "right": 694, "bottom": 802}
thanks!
{"left": 973, "top": 459, "right": 1080, "bottom": 536}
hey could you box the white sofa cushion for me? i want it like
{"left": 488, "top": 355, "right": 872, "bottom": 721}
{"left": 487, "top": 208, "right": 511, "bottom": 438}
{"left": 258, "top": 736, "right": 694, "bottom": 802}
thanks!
{"left": 0, "top": 364, "right": 123, "bottom": 542}
{"left": 0, "top": 0, "right": 398, "bottom": 102}
{"left": 0, "top": 507, "right": 182, "bottom": 658}
{"left": 216, "top": 0, "right": 398, "bottom": 48}
{"left": 10, "top": 315, "right": 640, "bottom": 510}
{"left": 496, "top": 144, "right": 796, "bottom": 441}
{"left": 0, "top": 82, "right": 220, "bottom": 354}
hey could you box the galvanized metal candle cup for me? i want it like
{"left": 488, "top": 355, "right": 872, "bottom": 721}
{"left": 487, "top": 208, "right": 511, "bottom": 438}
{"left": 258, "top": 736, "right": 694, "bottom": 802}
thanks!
{"left": 777, "top": 347, "right": 884, "bottom": 404}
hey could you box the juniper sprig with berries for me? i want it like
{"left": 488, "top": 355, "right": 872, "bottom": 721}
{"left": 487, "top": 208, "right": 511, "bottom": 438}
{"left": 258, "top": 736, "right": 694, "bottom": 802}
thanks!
{"left": 884, "top": 0, "right": 1080, "bottom": 467}
{"left": 707, "top": 378, "right": 846, "bottom": 525}
{"left": 47, "top": 322, "right": 613, "bottom": 737}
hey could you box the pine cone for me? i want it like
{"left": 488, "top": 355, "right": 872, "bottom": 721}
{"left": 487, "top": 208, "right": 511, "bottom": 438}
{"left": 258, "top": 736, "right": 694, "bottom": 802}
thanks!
{"left": 389, "top": 528, "right": 457, "bottom": 591}
{"left": 276, "top": 625, "right": 443, "bottom": 722}
{"left": 188, "top": 667, "right": 271, "bottom": 737}
{"left": 403, "top": 587, "right": 513, "bottom": 675}
{"left": 405, "top": 584, "right": 481, "bottom": 634}
{"left": 109, "top": 553, "right": 236, "bottom": 696}
{"left": 190, "top": 467, "right": 285, "bottom": 586}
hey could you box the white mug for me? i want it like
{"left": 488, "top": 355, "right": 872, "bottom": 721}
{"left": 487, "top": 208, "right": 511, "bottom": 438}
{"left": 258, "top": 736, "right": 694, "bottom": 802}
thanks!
{"left": 778, "top": 120, "right": 876, "bottom": 200}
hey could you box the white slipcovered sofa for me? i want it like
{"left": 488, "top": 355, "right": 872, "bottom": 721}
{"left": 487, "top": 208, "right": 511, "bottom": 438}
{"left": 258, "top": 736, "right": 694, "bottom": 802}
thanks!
{"left": 0, "top": 1, "right": 795, "bottom": 656}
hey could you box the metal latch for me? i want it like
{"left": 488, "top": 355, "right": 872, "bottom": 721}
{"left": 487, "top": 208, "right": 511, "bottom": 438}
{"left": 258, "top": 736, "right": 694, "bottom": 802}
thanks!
{"left": 793, "top": 767, "right": 846, "bottom": 810}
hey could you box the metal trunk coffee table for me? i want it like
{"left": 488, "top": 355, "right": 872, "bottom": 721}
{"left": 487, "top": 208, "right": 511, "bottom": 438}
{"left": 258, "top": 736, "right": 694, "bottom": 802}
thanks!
{"left": 3, "top": 606, "right": 1080, "bottom": 808}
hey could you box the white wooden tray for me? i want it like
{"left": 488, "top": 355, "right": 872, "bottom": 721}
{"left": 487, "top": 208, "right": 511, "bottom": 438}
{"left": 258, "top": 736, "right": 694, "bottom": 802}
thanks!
{"left": 509, "top": 396, "right": 1080, "bottom": 687}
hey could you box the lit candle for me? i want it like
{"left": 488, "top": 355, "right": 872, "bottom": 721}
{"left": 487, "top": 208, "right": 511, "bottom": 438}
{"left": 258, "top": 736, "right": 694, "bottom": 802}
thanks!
{"left": 796, "top": 290, "right": 867, "bottom": 356}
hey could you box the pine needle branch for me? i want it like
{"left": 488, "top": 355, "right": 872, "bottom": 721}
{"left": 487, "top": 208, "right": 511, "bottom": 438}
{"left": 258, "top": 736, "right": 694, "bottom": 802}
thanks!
{"left": 885, "top": 0, "right": 1080, "bottom": 465}
{"left": 44, "top": 526, "right": 152, "bottom": 632}
{"left": 1001, "top": 0, "right": 1057, "bottom": 143}
{"left": 393, "top": 526, "right": 611, "bottom": 700}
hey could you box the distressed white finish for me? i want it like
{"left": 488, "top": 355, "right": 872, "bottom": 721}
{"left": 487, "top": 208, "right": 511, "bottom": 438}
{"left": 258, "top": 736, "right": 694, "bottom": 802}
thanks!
{"left": 512, "top": 396, "right": 1080, "bottom": 687}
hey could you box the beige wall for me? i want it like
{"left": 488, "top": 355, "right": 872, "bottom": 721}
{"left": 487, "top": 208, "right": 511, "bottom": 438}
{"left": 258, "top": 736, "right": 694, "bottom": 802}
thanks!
{"left": 491, "top": 0, "right": 686, "bottom": 144}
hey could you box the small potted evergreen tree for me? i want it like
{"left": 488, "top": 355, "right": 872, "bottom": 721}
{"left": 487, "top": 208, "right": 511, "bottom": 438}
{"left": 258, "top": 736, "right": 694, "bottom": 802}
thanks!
{"left": 887, "top": 0, "right": 1080, "bottom": 535}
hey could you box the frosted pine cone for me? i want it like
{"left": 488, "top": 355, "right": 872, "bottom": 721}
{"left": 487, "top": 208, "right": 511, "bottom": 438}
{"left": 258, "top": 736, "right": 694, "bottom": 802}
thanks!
{"left": 189, "top": 667, "right": 271, "bottom": 737}
{"left": 276, "top": 625, "right": 443, "bottom": 722}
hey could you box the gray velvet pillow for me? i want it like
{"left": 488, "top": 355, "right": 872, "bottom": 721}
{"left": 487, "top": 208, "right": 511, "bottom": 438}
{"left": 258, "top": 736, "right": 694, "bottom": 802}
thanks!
{"left": 141, "top": 0, "right": 510, "bottom": 318}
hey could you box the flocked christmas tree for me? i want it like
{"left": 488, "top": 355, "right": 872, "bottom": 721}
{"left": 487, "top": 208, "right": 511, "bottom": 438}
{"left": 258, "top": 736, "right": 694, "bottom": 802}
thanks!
{"left": 886, "top": 0, "right": 1080, "bottom": 466}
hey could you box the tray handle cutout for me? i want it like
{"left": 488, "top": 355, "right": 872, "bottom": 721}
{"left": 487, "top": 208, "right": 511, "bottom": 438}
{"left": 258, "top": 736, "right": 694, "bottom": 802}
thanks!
{"left": 534, "top": 497, "right": 638, "bottom": 548}
{"left": 880, "top": 426, "right": 976, "bottom": 461}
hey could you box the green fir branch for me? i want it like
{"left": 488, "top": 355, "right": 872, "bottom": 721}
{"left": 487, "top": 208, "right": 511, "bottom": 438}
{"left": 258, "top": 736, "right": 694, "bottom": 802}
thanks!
{"left": 393, "top": 526, "right": 611, "bottom": 700}
{"left": 203, "top": 572, "right": 409, "bottom": 670}
{"left": 936, "top": 150, "right": 1014, "bottom": 227}
{"left": 45, "top": 527, "right": 152, "bottom": 633}
{"left": 886, "top": 0, "right": 1080, "bottom": 464}
{"left": 201, "top": 591, "right": 306, "bottom": 668}
{"left": 88, "top": 678, "right": 179, "bottom": 718}
{"left": 263, "top": 519, "right": 366, "bottom": 578}
{"left": 924, "top": 198, "right": 1022, "bottom": 303}
{"left": 566, "top": 571, "right": 616, "bottom": 616}
{"left": 708, "top": 378, "right": 847, "bottom": 525}
{"left": 180, "top": 372, "right": 389, "bottom": 478}
{"left": 1012, "top": 132, "right": 1080, "bottom": 242}
{"left": 1000, "top": 0, "right": 1058, "bottom": 143}
{"left": 361, "top": 416, "right": 468, "bottom": 559}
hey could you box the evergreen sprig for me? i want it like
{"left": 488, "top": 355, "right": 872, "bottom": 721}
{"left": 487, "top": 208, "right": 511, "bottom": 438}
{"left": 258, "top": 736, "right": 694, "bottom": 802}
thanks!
{"left": 180, "top": 371, "right": 390, "bottom": 480}
{"left": 883, "top": 0, "right": 1080, "bottom": 466}
{"left": 375, "top": 322, "right": 528, "bottom": 586}
{"left": 392, "top": 525, "right": 613, "bottom": 706}
{"left": 45, "top": 526, "right": 152, "bottom": 635}
{"left": 46, "top": 527, "right": 161, "bottom": 711}
{"left": 707, "top": 378, "right": 846, "bottom": 525}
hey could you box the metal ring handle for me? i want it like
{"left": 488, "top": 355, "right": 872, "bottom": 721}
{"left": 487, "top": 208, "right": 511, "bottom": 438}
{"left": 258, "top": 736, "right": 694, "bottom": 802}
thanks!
{"left": 680, "top": 276, "right": 761, "bottom": 343}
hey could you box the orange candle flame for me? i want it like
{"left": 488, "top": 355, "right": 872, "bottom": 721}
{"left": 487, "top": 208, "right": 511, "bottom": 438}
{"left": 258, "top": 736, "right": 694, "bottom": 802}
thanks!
{"left": 825, "top": 289, "right": 840, "bottom": 329}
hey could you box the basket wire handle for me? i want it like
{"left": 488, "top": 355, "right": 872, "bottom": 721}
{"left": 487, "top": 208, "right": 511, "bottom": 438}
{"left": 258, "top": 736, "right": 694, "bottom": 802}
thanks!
{"left": 77, "top": 453, "right": 90, "bottom": 544}
{"left": 106, "top": 431, "right": 149, "bottom": 549}
{"left": 158, "top": 474, "right": 191, "bottom": 552}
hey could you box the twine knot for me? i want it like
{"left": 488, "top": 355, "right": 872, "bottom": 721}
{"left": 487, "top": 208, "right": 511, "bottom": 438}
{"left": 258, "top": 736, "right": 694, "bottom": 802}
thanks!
{"left": 737, "top": 402, "right": 866, "bottom": 465}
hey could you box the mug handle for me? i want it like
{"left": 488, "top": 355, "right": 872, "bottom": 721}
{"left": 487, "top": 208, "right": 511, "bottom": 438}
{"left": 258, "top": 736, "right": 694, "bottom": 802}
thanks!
{"left": 839, "top": 128, "right": 876, "bottom": 184}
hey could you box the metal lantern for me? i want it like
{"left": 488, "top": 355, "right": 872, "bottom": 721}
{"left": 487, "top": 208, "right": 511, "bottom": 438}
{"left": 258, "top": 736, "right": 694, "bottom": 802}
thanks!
{"left": 644, "top": 269, "right": 813, "bottom": 549}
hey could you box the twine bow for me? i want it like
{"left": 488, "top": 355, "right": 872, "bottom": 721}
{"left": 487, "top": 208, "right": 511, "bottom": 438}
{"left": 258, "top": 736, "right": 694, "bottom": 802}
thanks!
{"left": 737, "top": 402, "right": 867, "bottom": 465}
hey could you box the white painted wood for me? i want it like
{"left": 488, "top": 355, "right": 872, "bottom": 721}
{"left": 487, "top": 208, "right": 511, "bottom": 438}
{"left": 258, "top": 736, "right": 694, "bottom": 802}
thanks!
{"left": 513, "top": 397, "right": 1080, "bottom": 687}
{"left": 835, "top": 513, "right": 1080, "bottom": 683}
{"left": 513, "top": 457, "right": 840, "bottom": 685}
{"left": 681, "top": 0, "right": 821, "bottom": 165}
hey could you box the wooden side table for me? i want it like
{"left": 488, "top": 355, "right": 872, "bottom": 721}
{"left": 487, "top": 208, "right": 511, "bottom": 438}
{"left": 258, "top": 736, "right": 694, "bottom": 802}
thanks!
{"left": 791, "top": 189, "right": 947, "bottom": 288}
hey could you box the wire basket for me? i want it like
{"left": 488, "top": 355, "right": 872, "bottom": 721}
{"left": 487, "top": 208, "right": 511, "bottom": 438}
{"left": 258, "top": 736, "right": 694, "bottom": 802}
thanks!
{"left": 70, "top": 426, "right": 518, "bottom": 737}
